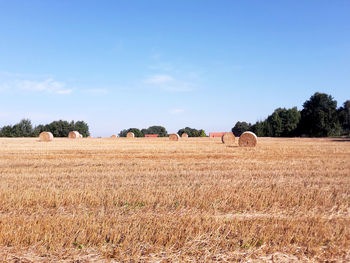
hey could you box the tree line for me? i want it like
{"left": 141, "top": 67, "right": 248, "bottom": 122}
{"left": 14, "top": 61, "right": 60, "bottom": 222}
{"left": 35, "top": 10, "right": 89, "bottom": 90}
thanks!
{"left": 232, "top": 92, "right": 350, "bottom": 137}
{"left": 0, "top": 119, "right": 90, "bottom": 137}
{"left": 1, "top": 92, "right": 348, "bottom": 138}
{"left": 119, "top": 126, "right": 168, "bottom": 137}
{"left": 119, "top": 126, "right": 207, "bottom": 137}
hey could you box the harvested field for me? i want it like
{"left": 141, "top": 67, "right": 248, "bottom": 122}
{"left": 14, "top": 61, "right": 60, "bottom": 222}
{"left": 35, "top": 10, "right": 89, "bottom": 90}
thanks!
{"left": 0, "top": 137, "right": 349, "bottom": 262}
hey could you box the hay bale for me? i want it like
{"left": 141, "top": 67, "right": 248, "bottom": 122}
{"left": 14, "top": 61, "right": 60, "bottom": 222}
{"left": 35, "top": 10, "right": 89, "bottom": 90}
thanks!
{"left": 221, "top": 132, "right": 235, "bottom": 145}
{"left": 181, "top": 133, "right": 188, "bottom": 139}
{"left": 238, "top": 131, "right": 258, "bottom": 147}
{"left": 39, "top": 131, "right": 53, "bottom": 142}
{"left": 169, "top": 133, "right": 180, "bottom": 141}
{"left": 126, "top": 132, "right": 135, "bottom": 138}
{"left": 79, "top": 134, "right": 83, "bottom": 138}
{"left": 111, "top": 135, "right": 117, "bottom": 139}
{"left": 68, "top": 131, "right": 80, "bottom": 139}
{"left": 87, "top": 136, "right": 92, "bottom": 138}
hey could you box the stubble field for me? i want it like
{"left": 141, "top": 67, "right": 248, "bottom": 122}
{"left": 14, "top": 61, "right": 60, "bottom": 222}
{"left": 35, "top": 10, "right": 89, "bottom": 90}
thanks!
{"left": 0, "top": 137, "right": 349, "bottom": 262}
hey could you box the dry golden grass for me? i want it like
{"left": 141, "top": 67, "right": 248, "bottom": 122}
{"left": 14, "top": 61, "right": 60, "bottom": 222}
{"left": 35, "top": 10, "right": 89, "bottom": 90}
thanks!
{"left": 0, "top": 137, "right": 349, "bottom": 262}
{"left": 221, "top": 132, "right": 235, "bottom": 145}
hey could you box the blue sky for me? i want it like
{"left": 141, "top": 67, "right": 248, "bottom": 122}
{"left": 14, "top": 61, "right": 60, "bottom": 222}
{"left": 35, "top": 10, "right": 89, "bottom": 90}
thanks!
{"left": 0, "top": 1, "right": 349, "bottom": 136}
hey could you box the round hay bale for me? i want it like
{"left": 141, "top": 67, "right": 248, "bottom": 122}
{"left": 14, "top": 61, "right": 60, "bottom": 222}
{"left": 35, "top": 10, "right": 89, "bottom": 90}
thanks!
{"left": 126, "top": 132, "right": 135, "bottom": 138}
{"left": 181, "top": 133, "right": 188, "bottom": 139}
{"left": 238, "top": 131, "right": 258, "bottom": 147}
{"left": 68, "top": 131, "right": 80, "bottom": 139}
{"left": 39, "top": 131, "right": 53, "bottom": 142}
{"left": 221, "top": 132, "right": 235, "bottom": 145}
{"left": 169, "top": 133, "right": 180, "bottom": 141}
{"left": 111, "top": 135, "right": 117, "bottom": 139}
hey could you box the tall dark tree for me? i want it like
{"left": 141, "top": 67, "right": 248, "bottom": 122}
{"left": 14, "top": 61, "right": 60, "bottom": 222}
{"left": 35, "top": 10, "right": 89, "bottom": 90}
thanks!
{"left": 12, "top": 119, "right": 34, "bottom": 137}
{"left": 0, "top": 125, "right": 14, "bottom": 137}
{"left": 266, "top": 111, "right": 283, "bottom": 136}
{"left": 264, "top": 107, "right": 301, "bottom": 137}
{"left": 300, "top": 92, "right": 341, "bottom": 137}
{"left": 279, "top": 107, "right": 301, "bottom": 136}
{"left": 232, "top": 122, "right": 251, "bottom": 136}
{"left": 250, "top": 121, "right": 266, "bottom": 137}
{"left": 338, "top": 100, "right": 350, "bottom": 135}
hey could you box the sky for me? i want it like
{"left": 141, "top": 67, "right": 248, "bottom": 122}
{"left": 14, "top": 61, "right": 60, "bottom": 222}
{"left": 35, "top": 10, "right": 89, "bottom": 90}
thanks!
{"left": 0, "top": 0, "right": 349, "bottom": 136}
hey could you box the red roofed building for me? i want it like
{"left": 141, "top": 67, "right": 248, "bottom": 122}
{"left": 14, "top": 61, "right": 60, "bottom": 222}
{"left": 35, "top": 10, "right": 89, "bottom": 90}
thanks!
{"left": 209, "top": 132, "right": 227, "bottom": 138}
{"left": 144, "top": 134, "right": 159, "bottom": 138}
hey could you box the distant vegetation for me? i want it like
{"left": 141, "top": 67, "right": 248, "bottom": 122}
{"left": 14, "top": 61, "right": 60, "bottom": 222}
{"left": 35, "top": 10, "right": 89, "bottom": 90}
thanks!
{"left": 0, "top": 120, "right": 90, "bottom": 137}
{"left": 1, "top": 92, "right": 349, "bottom": 138}
{"left": 119, "top": 126, "right": 168, "bottom": 137}
{"left": 118, "top": 128, "right": 144, "bottom": 137}
{"left": 177, "top": 127, "right": 206, "bottom": 137}
{"left": 232, "top": 92, "right": 350, "bottom": 137}
{"left": 141, "top": 126, "right": 168, "bottom": 137}
{"left": 119, "top": 126, "right": 207, "bottom": 138}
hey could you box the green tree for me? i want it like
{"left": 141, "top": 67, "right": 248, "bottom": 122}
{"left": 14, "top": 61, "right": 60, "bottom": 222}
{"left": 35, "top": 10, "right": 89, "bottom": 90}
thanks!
{"left": 264, "top": 107, "right": 301, "bottom": 137}
{"left": 119, "top": 128, "right": 143, "bottom": 137}
{"left": 251, "top": 121, "right": 266, "bottom": 137}
{"left": 32, "top": 124, "right": 47, "bottom": 137}
{"left": 0, "top": 119, "right": 91, "bottom": 137}
{"left": 250, "top": 107, "right": 301, "bottom": 137}
{"left": 300, "top": 92, "right": 341, "bottom": 137}
{"left": 267, "top": 111, "right": 283, "bottom": 136}
{"left": 338, "top": 100, "right": 350, "bottom": 135}
{"left": 46, "top": 120, "right": 73, "bottom": 137}
{"left": 74, "top": 121, "right": 90, "bottom": 137}
{"left": 199, "top": 129, "right": 207, "bottom": 137}
{"left": 280, "top": 107, "right": 301, "bottom": 136}
{"left": 232, "top": 121, "right": 251, "bottom": 136}
{"left": 12, "top": 119, "right": 34, "bottom": 137}
{"left": 119, "top": 129, "right": 127, "bottom": 137}
{"left": 177, "top": 127, "right": 205, "bottom": 137}
{"left": 142, "top": 126, "right": 168, "bottom": 137}
{"left": 0, "top": 125, "right": 14, "bottom": 137}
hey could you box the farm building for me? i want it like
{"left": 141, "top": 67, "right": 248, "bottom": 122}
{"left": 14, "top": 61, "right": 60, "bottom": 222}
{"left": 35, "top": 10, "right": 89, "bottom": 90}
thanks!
{"left": 209, "top": 132, "right": 227, "bottom": 138}
{"left": 144, "top": 134, "right": 159, "bottom": 138}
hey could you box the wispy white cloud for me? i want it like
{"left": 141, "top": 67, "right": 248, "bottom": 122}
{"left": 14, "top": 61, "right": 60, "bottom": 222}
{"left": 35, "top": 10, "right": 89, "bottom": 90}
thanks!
{"left": 0, "top": 75, "right": 72, "bottom": 95}
{"left": 144, "top": 74, "right": 174, "bottom": 84}
{"left": 56, "top": 89, "right": 73, "bottom": 95}
{"left": 145, "top": 53, "right": 204, "bottom": 92}
{"left": 169, "top": 108, "right": 185, "bottom": 114}
{"left": 148, "top": 62, "right": 174, "bottom": 72}
{"left": 19, "top": 79, "right": 72, "bottom": 94}
{"left": 143, "top": 74, "right": 195, "bottom": 92}
{"left": 85, "top": 88, "right": 108, "bottom": 94}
